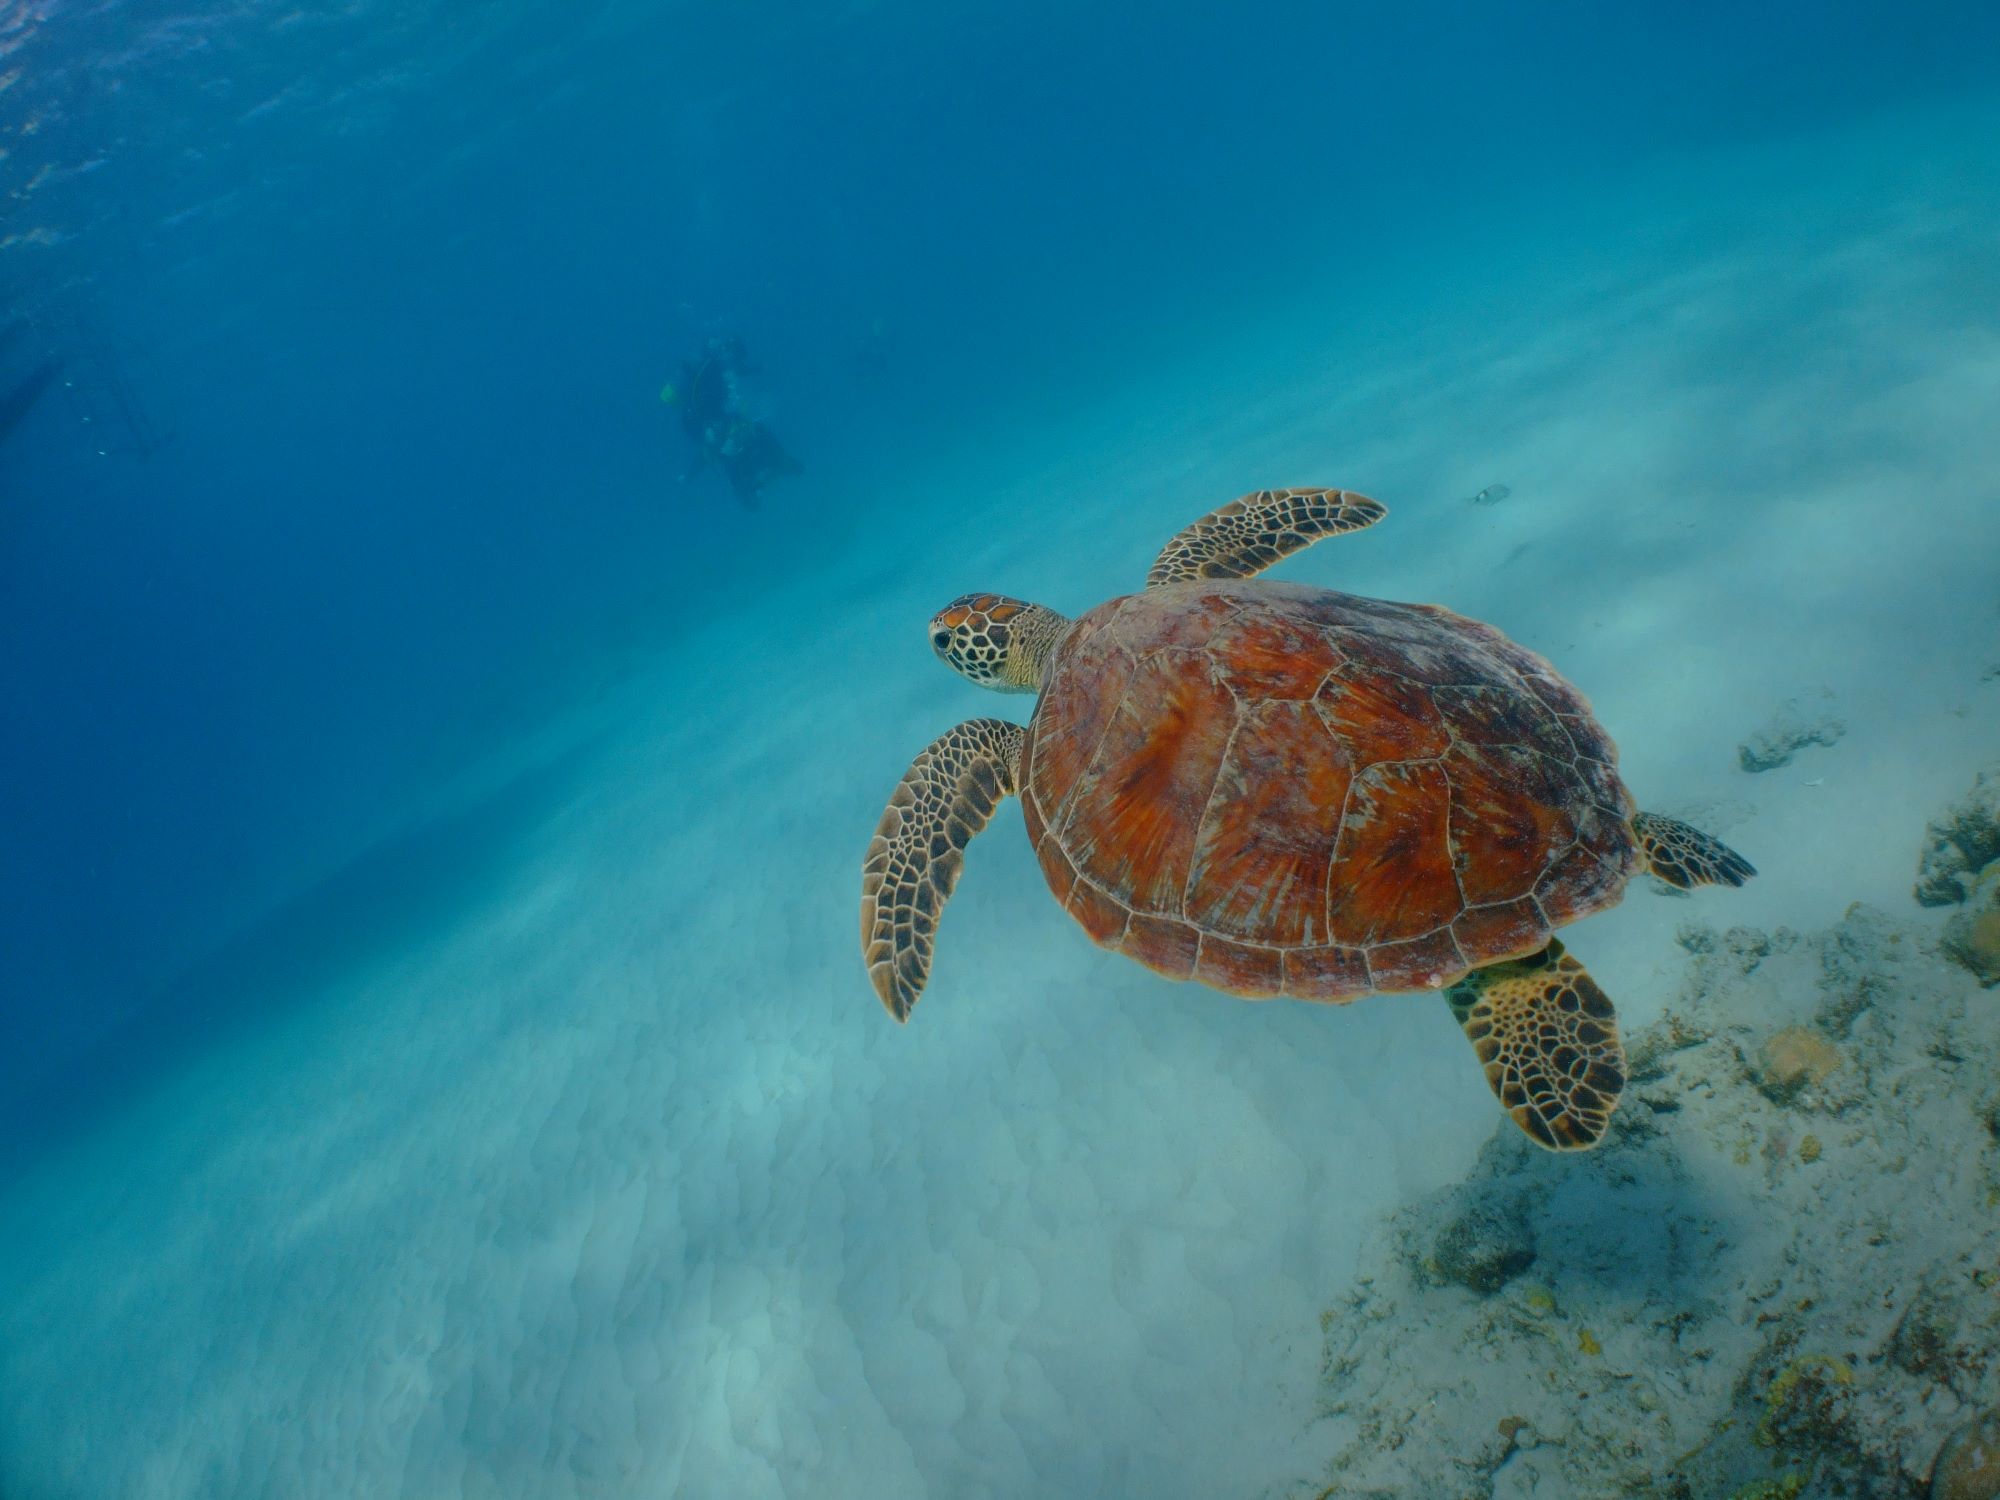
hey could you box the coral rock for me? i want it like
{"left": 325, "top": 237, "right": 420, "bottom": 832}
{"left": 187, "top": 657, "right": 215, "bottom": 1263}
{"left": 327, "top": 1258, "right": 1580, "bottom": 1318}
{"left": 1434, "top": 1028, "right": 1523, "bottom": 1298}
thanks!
{"left": 1932, "top": 1408, "right": 2000, "bottom": 1500}
{"left": 1754, "top": 1026, "right": 1842, "bottom": 1104}
{"left": 1738, "top": 698, "right": 1846, "bottom": 773}
{"left": 1944, "top": 908, "right": 2000, "bottom": 988}
{"left": 1422, "top": 1196, "right": 1535, "bottom": 1294}
{"left": 1942, "top": 866, "right": 2000, "bottom": 987}
{"left": 1917, "top": 766, "right": 2000, "bottom": 906}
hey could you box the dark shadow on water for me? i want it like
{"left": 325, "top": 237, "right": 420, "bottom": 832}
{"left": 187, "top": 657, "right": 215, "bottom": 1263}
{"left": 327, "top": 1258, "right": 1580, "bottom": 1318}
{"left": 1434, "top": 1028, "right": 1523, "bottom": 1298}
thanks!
{"left": 0, "top": 738, "right": 602, "bottom": 1188}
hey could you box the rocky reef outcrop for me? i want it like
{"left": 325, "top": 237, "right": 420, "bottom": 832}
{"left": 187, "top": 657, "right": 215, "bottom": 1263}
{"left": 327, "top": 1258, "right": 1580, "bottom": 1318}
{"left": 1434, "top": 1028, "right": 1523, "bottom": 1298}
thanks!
{"left": 1737, "top": 698, "right": 1846, "bottom": 774}
{"left": 1298, "top": 903, "right": 2000, "bottom": 1499}
{"left": 1917, "top": 767, "right": 2000, "bottom": 908}
{"left": 1917, "top": 765, "right": 2000, "bottom": 987}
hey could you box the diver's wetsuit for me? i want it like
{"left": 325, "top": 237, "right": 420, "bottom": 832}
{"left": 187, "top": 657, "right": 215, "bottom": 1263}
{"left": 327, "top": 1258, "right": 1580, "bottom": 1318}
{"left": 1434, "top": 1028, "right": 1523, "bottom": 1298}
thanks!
{"left": 675, "top": 349, "right": 735, "bottom": 459}
{"left": 718, "top": 422, "right": 801, "bottom": 510}
{"left": 673, "top": 338, "right": 798, "bottom": 507}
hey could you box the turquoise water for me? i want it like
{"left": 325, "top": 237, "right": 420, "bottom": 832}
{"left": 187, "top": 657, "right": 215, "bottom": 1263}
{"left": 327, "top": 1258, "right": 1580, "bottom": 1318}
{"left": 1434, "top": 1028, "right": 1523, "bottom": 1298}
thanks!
{"left": 3, "top": 3, "right": 2000, "bottom": 1495}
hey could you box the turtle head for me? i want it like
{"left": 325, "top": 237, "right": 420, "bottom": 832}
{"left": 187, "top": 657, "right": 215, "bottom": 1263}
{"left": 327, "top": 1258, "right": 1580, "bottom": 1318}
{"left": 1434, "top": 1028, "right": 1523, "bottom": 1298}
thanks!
{"left": 929, "top": 593, "right": 1069, "bottom": 694}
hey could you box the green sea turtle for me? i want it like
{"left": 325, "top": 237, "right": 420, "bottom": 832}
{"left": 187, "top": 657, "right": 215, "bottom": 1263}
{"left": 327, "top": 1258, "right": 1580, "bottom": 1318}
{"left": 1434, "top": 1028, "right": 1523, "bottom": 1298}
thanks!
{"left": 860, "top": 488, "right": 1753, "bottom": 1149}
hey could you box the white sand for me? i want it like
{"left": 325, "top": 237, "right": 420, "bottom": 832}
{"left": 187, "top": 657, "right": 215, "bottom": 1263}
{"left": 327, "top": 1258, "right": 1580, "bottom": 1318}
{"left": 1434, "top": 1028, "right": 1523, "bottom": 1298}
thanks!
{"left": 2, "top": 100, "right": 1997, "bottom": 1498}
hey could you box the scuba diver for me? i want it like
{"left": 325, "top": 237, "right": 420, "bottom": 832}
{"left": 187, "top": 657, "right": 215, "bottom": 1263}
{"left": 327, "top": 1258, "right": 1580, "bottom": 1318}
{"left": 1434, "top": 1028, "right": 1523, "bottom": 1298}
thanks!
{"left": 660, "top": 336, "right": 800, "bottom": 510}
{"left": 712, "top": 419, "right": 801, "bottom": 509}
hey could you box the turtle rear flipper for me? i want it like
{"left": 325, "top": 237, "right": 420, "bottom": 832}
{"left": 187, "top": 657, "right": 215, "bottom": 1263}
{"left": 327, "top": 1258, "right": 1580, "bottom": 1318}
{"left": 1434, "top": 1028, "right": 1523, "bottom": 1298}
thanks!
{"left": 1447, "top": 940, "right": 1625, "bottom": 1151}
{"left": 862, "top": 718, "right": 1025, "bottom": 1021}
{"left": 1147, "top": 488, "right": 1385, "bottom": 587}
{"left": 1633, "top": 812, "right": 1755, "bottom": 889}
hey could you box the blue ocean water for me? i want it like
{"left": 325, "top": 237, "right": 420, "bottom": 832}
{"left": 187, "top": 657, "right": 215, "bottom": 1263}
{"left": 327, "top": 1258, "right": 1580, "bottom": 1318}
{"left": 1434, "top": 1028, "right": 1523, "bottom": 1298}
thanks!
{"left": 3, "top": 1, "right": 2000, "bottom": 1495}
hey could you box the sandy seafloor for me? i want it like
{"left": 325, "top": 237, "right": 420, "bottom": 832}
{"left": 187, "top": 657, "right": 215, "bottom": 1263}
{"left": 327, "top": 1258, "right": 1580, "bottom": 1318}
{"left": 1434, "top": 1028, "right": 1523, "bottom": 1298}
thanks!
{"left": 2, "top": 102, "right": 1998, "bottom": 1498}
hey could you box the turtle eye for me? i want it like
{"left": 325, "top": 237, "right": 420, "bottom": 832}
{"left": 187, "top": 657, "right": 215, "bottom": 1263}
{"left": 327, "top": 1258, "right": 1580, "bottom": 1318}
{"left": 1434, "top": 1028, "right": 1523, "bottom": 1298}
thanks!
{"left": 932, "top": 630, "right": 952, "bottom": 651}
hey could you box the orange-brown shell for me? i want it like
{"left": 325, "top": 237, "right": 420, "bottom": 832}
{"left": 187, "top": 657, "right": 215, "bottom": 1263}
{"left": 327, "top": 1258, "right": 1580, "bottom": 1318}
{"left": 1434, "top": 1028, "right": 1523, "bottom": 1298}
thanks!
{"left": 1020, "top": 581, "right": 1641, "bottom": 1000}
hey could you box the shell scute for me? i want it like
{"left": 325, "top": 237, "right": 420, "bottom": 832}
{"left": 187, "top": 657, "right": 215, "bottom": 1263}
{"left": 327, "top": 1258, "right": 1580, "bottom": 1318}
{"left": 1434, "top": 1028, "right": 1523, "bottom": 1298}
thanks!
{"left": 1184, "top": 701, "right": 1351, "bottom": 945}
{"left": 1024, "top": 784, "right": 1079, "bottom": 907}
{"left": 1028, "top": 629, "right": 1129, "bottom": 828}
{"left": 1312, "top": 663, "right": 1452, "bottom": 765}
{"left": 1124, "top": 911, "right": 1201, "bottom": 980}
{"left": 1429, "top": 682, "right": 1575, "bottom": 760}
{"left": 1335, "top": 604, "right": 1502, "bottom": 687}
{"left": 1443, "top": 743, "right": 1575, "bottom": 904}
{"left": 1450, "top": 897, "right": 1550, "bottom": 966}
{"left": 1056, "top": 648, "right": 1236, "bottom": 917}
{"left": 1194, "top": 935, "right": 1285, "bottom": 996}
{"left": 1208, "top": 608, "right": 1343, "bottom": 699}
{"left": 1534, "top": 839, "right": 1630, "bottom": 927}
{"left": 1065, "top": 875, "right": 1131, "bottom": 947}
{"left": 1365, "top": 927, "right": 1470, "bottom": 993}
{"left": 1281, "top": 944, "right": 1372, "bottom": 1001}
{"left": 1324, "top": 760, "right": 1463, "bottom": 945}
{"left": 1107, "top": 586, "right": 1241, "bottom": 652}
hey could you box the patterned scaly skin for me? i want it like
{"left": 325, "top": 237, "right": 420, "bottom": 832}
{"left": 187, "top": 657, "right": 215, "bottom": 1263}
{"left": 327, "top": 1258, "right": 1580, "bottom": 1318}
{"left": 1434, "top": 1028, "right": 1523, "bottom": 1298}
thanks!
{"left": 929, "top": 594, "right": 1070, "bottom": 692}
{"left": 861, "top": 718, "right": 1025, "bottom": 1020}
{"left": 1145, "top": 487, "right": 1385, "bottom": 587}
{"left": 1446, "top": 940, "right": 1625, "bottom": 1151}
{"left": 1632, "top": 811, "right": 1757, "bottom": 888}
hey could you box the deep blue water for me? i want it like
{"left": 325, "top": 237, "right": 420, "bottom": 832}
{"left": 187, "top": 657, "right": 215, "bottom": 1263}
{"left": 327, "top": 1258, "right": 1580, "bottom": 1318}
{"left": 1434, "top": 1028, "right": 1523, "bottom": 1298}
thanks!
{"left": 6, "top": 0, "right": 1994, "bottom": 1125}
{"left": 3, "top": 3, "right": 2000, "bottom": 1492}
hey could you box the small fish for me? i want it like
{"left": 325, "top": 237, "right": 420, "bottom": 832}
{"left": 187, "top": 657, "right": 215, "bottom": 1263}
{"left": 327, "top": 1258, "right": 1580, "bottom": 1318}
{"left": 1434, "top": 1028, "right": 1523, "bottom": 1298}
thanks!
{"left": 1804, "top": 778, "right": 1824, "bottom": 787}
{"left": 1468, "top": 483, "right": 1512, "bottom": 506}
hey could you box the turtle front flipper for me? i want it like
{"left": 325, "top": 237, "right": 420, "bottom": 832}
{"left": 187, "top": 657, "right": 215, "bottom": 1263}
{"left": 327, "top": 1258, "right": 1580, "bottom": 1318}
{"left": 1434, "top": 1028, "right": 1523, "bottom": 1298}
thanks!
{"left": 862, "top": 718, "right": 1026, "bottom": 1021}
{"left": 1632, "top": 811, "right": 1756, "bottom": 889}
{"left": 1146, "top": 487, "right": 1385, "bottom": 587}
{"left": 1446, "top": 940, "right": 1626, "bottom": 1152}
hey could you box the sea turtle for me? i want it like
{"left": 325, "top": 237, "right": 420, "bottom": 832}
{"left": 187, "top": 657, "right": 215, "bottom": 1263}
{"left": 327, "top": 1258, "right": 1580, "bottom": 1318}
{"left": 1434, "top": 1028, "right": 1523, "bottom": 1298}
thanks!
{"left": 860, "top": 488, "right": 1754, "bottom": 1149}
